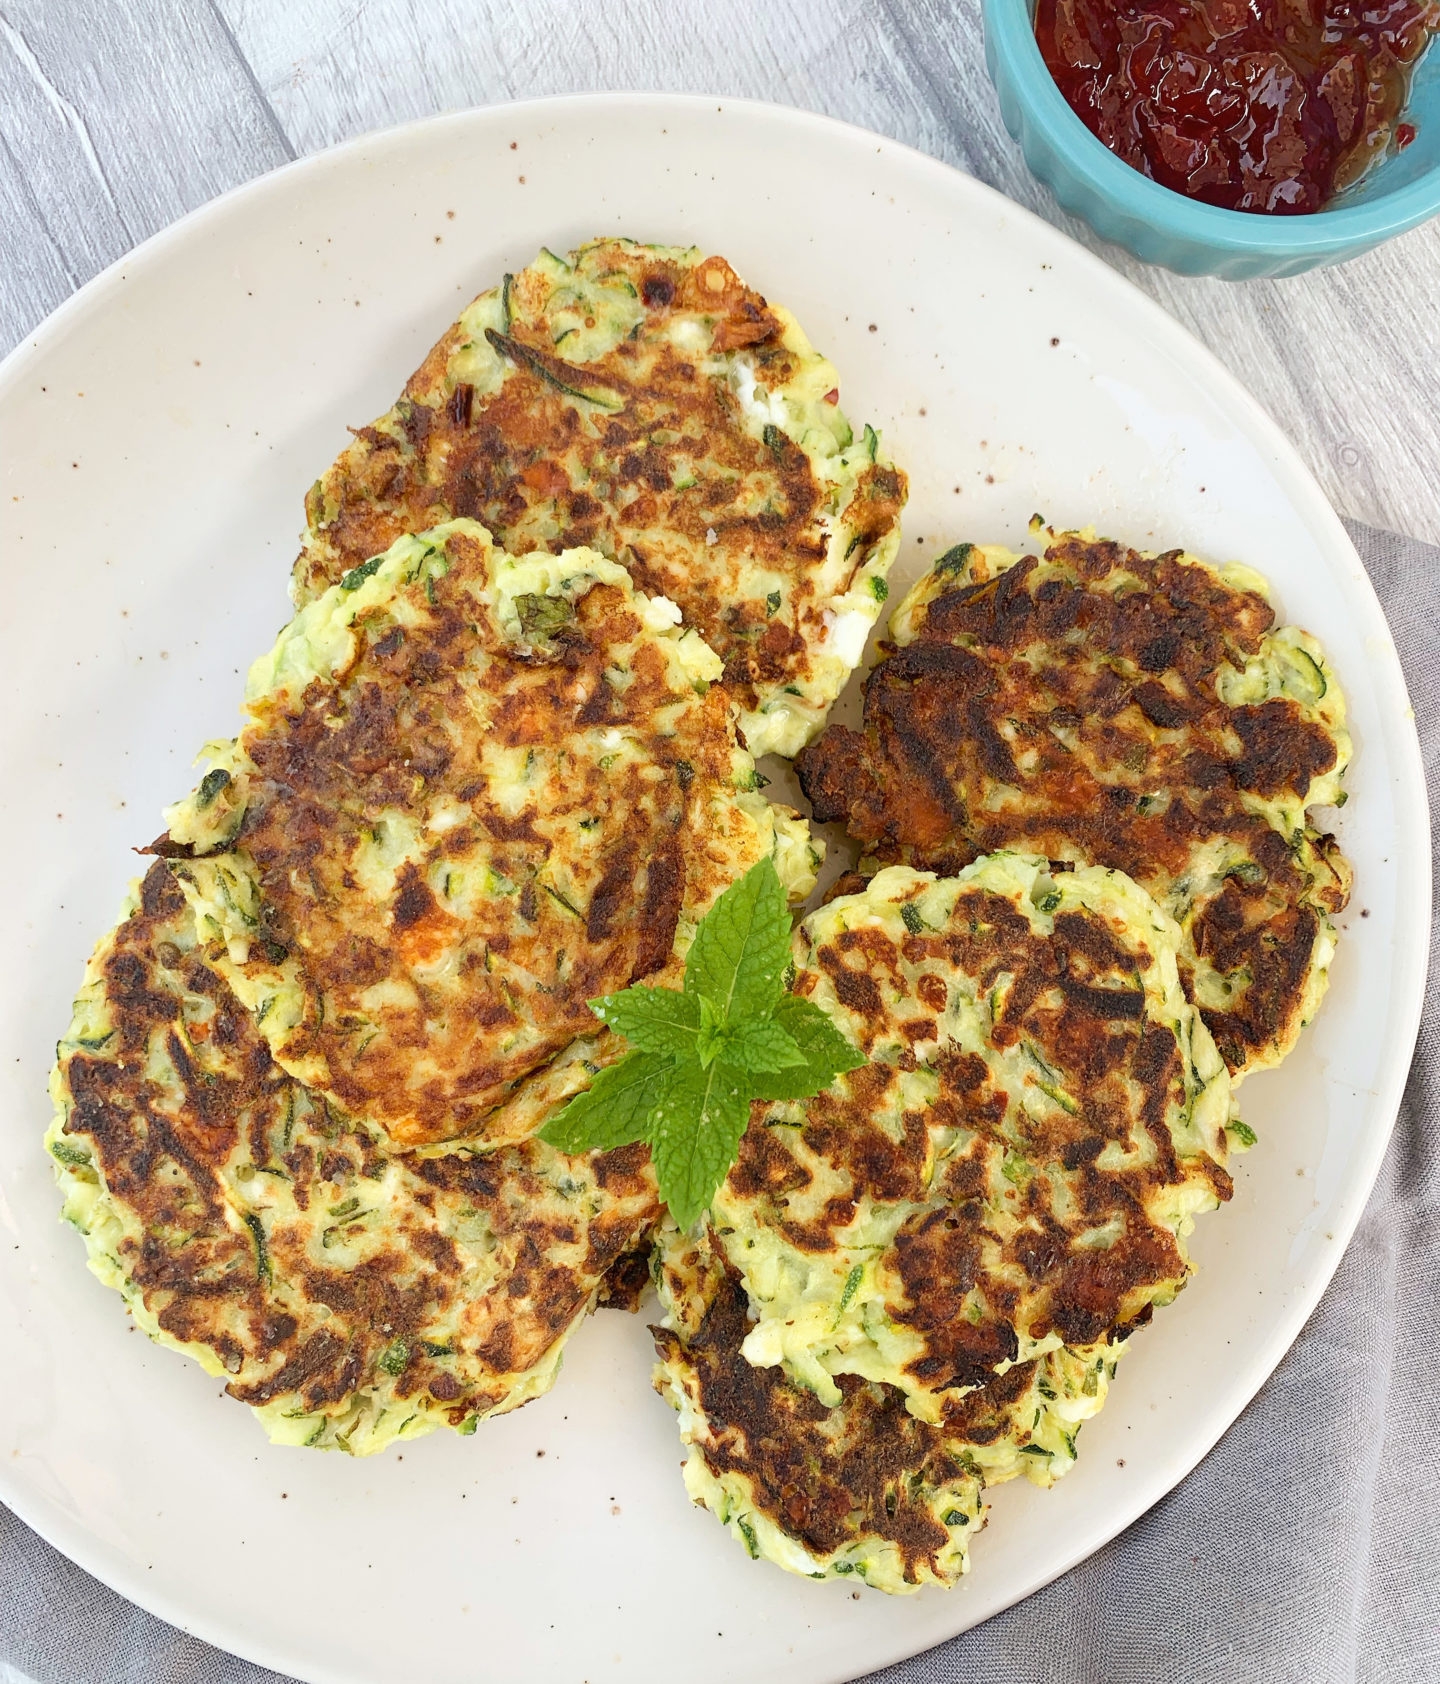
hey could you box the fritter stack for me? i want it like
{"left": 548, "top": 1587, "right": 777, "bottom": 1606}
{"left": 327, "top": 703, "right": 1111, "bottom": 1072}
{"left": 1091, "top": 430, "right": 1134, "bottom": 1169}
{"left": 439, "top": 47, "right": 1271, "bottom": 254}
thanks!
{"left": 798, "top": 525, "right": 1352, "bottom": 1077}
{"left": 49, "top": 239, "right": 906, "bottom": 1455}
{"left": 50, "top": 516, "right": 820, "bottom": 1452}
{"left": 46, "top": 244, "right": 1352, "bottom": 1595}
{"left": 645, "top": 522, "right": 1348, "bottom": 1591}
{"left": 650, "top": 856, "right": 1237, "bottom": 1590}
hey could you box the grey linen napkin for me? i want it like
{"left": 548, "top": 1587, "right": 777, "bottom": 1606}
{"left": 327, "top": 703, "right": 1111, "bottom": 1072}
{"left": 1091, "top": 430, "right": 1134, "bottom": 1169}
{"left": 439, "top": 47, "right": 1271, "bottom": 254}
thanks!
{"left": 2, "top": 518, "right": 1435, "bottom": 1684}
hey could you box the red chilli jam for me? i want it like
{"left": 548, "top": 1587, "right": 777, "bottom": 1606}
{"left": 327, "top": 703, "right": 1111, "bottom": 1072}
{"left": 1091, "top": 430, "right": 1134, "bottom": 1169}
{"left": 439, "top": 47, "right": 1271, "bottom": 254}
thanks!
{"left": 1035, "top": 0, "right": 1440, "bottom": 213}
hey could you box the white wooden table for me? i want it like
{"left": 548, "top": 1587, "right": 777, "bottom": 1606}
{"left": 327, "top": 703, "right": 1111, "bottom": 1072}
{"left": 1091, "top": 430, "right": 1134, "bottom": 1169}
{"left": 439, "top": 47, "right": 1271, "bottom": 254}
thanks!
{"left": 3, "top": 0, "right": 1439, "bottom": 542}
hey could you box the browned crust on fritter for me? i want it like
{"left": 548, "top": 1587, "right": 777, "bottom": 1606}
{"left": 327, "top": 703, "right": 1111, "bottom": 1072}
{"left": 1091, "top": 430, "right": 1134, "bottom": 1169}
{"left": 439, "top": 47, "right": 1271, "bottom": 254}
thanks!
{"left": 296, "top": 244, "right": 905, "bottom": 725}
{"left": 797, "top": 533, "right": 1350, "bottom": 1071}
{"left": 594, "top": 1237, "right": 655, "bottom": 1313}
{"left": 58, "top": 863, "right": 659, "bottom": 1422}
{"left": 653, "top": 1251, "right": 966, "bottom": 1584}
{"left": 736, "top": 882, "right": 1230, "bottom": 1385}
{"left": 189, "top": 530, "right": 746, "bottom": 1147}
{"left": 936, "top": 1354, "right": 1045, "bottom": 1440}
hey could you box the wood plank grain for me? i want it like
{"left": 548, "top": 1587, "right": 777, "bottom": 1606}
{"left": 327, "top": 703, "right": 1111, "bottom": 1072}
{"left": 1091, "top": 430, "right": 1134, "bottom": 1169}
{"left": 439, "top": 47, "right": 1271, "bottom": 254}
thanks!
{"left": 0, "top": 0, "right": 292, "bottom": 350}
{"left": 222, "top": 0, "right": 914, "bottom": 151}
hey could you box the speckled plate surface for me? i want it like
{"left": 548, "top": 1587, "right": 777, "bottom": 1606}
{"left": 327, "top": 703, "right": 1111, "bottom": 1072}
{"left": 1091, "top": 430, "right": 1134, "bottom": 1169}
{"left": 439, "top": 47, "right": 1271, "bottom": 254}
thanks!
{"left": 0, "top": 94, "right": 1427, "bottom": 1684}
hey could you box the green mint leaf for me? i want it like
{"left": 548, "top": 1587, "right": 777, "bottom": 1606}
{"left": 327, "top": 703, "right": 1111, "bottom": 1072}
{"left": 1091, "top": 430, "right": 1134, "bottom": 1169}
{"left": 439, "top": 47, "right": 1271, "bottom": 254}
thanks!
{"left": 589, "top": 986, "right": 701, "bottom": 1057}
{"left": 564, "top": 858, "right": 870, "bottom": 1227}
{"left": 748, "top": 993, "right": 866, "bottom": 1102}
{"left": 683, "top": 857, "right": 791, "bottom": 1021}
{"left": 694, "top": 994, "right": 727, "bottom": 1068}
{"left": 537, "top": 1049, "right": 673, "bottom": 1154}
{"left": 719, "top": 1018, "right": 806, "bottom": 1074}
{"left": 649, "top": 1058, "right": 753, "bottom": 1230}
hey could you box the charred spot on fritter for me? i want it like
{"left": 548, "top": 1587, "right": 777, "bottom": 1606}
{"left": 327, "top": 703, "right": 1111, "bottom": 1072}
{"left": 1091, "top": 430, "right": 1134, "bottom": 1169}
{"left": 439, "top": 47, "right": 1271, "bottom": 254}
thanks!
{"left": 595, "top": 1239, "right": 655, "bottom": 1313}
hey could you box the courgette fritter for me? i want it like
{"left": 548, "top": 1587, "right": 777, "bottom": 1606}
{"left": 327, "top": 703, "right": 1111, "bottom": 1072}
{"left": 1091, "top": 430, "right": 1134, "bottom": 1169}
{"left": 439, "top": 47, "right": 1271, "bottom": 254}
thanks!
{"left": 651, "top": 1228, "right": 1121, "bottom": 1592}
{"left": 294, "top": 239, "right": 907, "bottom": 757}
{"left": 47, "top": 864, "right": 659, "bottom": 1455}
{"left": 797, "top": 527, "right": 1352, "bottom": 1076}
{"left": 700, "top": 857, "right": 1233, "bottom": 1421}
{"left": 160, "top": 519, "right": 817, "bottom": 1148}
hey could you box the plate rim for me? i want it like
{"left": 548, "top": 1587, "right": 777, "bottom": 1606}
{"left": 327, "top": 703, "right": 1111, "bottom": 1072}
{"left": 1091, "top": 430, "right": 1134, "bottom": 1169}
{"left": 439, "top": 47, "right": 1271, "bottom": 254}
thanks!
{"left": 0, "top": 87, "right": 1430, "bottom": 1684}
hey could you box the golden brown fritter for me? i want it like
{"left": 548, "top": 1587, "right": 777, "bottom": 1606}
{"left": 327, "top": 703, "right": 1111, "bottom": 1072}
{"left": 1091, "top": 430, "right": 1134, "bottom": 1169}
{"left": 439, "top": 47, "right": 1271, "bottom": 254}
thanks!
{"left": 295, "top": 239, "right": 906, "bottom": 757}
{"left": 651, "top": 1227, "right": 1120, "bottom": 1591}
{"left": 797, "top": 528, "right": 1352, "bottom": 1075}
{"left": 705, "top": 858, "right": 1233, "bottom": 1419}
{"left": 160, "top": 521, "right": 811, "bottom": 1148}
{"left": 47, "top": 864, "right": 660, "bottom": 1454}
{"left": 654, "top": 1234, "right": 981, "bottom": 1590}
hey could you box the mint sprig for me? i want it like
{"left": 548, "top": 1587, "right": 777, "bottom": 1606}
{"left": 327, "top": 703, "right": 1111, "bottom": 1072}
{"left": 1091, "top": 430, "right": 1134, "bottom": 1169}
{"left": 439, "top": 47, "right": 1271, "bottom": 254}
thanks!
{"left": 539, "top": 858, "right": 865, "bottom": 1228}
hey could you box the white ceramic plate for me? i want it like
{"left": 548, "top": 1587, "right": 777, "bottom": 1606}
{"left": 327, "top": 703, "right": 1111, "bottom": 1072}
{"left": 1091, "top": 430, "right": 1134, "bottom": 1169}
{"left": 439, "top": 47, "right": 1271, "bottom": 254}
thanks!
{"left": 0, "top": 94, "right": 1427, "bottom": 1684}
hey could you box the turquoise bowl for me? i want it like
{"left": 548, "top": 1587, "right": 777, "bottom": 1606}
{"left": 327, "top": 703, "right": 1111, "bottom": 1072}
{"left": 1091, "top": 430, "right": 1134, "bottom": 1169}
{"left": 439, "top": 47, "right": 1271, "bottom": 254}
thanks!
{"left": 983, "top": 0, "right": 1440, "bottom": 278}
